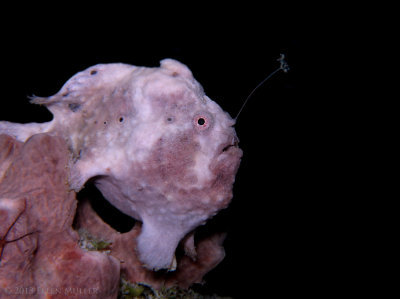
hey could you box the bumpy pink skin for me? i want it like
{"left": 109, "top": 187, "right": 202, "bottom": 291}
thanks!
{"left": 0, "top": 59, "right": 242, "bottom": 270}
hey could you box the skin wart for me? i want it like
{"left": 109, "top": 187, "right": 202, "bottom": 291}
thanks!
{"left": 0, "top": 59, "right": 242, "bottom": 270}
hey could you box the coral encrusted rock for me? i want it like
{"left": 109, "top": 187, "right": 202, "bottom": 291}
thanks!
{"left": 0, "top": 134, "right": 120, "bottom": 298}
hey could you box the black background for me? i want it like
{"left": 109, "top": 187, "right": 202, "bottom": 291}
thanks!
{"left": 0, "top": 6, "right": 334, "bottom": 298}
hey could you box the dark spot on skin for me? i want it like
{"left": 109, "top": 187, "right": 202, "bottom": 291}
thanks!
{"left": 104, "top": 121, "right": 107, "bottom": 125}
{"left": 197, "top": 118, "right": 205, "bottom": 126}
{"left": 171, "top": 72, "right": 179, "bottom": 77}
{"left": 119, "top": 117, "right": 124, "bottom": 123}
{"left": 63, "top": 92, "right": 69, "bottom": 97}
{"left": 167, "top": 117, "right": 173, "bottom": 122}
{"left": 68, "top": 103, "right": 81, "bottom": 112}
{"left": 90, "top": 70, "right": 98, "bottom": 75}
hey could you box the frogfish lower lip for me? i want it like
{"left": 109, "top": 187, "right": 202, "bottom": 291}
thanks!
{"left": 217, "top": 133, "right": 238, "bottom": 153}
{"left": 221, "top": 143, "right": 239, "bottom": 153}
{"left": 227, "top": 145, "right": 243, "bottom": 158}
{"left": 220, "top": 137, "right": 240, "bottom": 155}
{"left": 218, "top": 144, "right": 243, "bottom": 164}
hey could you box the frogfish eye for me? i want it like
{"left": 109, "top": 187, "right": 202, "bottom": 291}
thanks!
{"left": 195, "top": 116, "right": 208, "bottom": 128}
{"left": 193, "top": 112, "right": 213, "bottom": 132}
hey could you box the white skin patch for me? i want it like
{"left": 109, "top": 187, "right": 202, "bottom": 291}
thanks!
{"left": 0, "top": 59, "right": 242, "bottom": 270}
